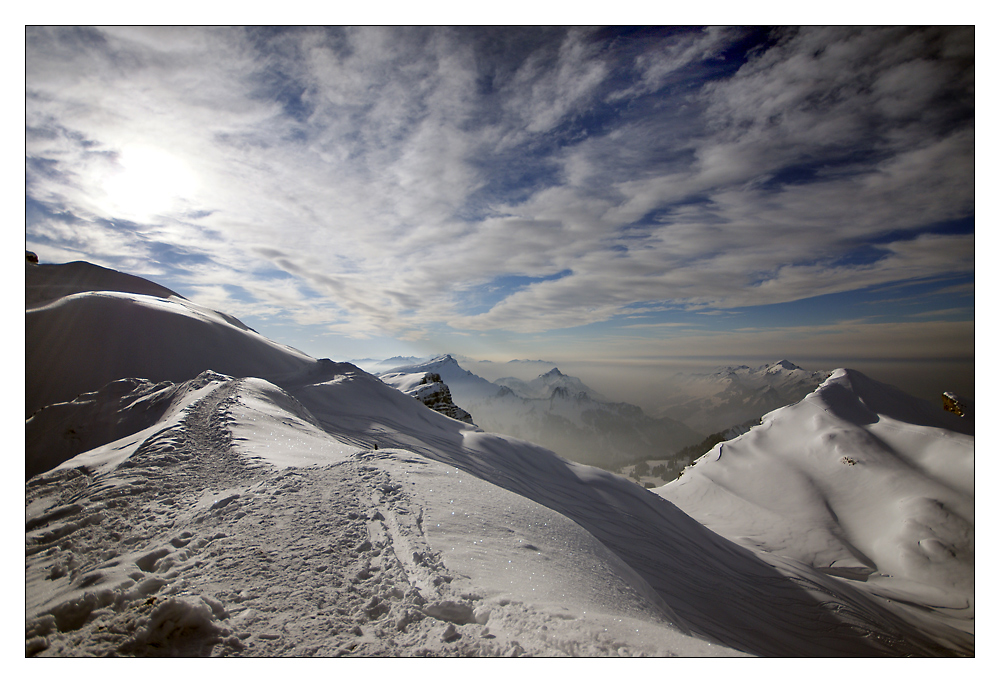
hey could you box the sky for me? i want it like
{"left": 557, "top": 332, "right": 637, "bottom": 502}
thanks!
{"left": 25, "top": 26, "right": 976, "bottom": 403}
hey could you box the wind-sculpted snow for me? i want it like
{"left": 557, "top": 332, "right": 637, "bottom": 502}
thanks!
{"left": 26, "top": 260, "right": 182, "bottom": 308}
{"left": 25, "top": 262, "right": 974, "bottom": 656}
{"left": 26, "top": 376, "right": 733, "bottom": 656}
{"left": 657, "top": 369, "right": 974, "bottom": 655}
{"left": 26, "top": 288, "right": 315, "bottom": 416}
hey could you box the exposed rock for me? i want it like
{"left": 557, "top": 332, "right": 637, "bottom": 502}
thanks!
{"left": 379, "top": 371, "right": 475, "bottom": 425}
{"left": 942, "top": 392, "right": 974, "bottom": 422}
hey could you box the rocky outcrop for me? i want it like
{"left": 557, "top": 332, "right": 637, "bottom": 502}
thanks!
{"left": 379, "top": 371, "right": 475, "bottom": 425}
{"left": 942, "top": 392, "right": 974, "bottom": 422}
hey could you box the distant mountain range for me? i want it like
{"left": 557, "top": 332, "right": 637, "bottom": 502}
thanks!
{"left": 375, "top": 355, "right": 701, "bottom": 469}
{"left": 363, "top": 355, "right": 834, "bottom": 471}
{"left": 25, "top": 260, "right": 974, "bottom": 656}
{"left": 494, "top": 367, "right": 609, "bottom": 402}
{"left": 654, "top": 361, "right": 831, "bottom": 435}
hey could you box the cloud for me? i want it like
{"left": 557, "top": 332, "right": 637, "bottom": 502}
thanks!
{"left": 26, "top": 27, "right": 974, "bottom": 344}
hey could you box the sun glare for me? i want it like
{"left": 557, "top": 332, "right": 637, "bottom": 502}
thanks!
{"left": 103, "top": 145, "right": 197, "bottom": 219}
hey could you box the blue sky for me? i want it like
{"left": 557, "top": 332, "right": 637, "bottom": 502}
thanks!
{"left": 25, "top": 26, "right": 975, "bottom": 399}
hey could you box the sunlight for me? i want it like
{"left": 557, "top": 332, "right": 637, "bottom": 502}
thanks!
{"left": 102, "top": 144, "right": 197, "bottom": 220}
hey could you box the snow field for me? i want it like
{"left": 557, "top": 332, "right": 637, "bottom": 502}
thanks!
{"left": 364, "top": 450, "right": 730, "bottom": 656}
{"left": 25, "top": 377, "right": 737, "bottom": 656}
{"left": 228, "top": 377, "right": 362, "bottom": 468}
{"left": 657, "top": 369, "right": 974, "bottom": 654}
{"left": 24, "top": 264, "right": 975, "bottom": 657}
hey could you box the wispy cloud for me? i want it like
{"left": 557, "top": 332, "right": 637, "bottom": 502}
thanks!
{"left": 26, "top": 26, "right": 974, "bottom": 352}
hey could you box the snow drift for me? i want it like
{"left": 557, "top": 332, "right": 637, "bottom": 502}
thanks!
{"left": 656, "top": 369, "right": 975, "bottom": 654}
{"left": 25, "top": 261, "right": 974, "bottom": 656}
{"left": 26, "top": 262, "right": 317, "bottom": 416}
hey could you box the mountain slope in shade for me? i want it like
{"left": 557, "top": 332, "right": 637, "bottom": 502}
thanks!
{"left": 381, "top": 356, "right": 701, "bottom": 468}
{"left": 26, "top": 260, "right": 182, "bottom": 308}
{"left": 25, "top": 261, "right": 974, "bottom": 657}
{"left": 656, "top": 360, "right": 831, "bottom": 434}
{"left": 495, "top": 367, "right": 608, "bottom": 402}
{"left": 26, "top": 262, "right": 321, "bottom": 416}
{"left": 656, "top": 368, "right": 974, "bottom": 654}
{"left": 26, "top": 373, "right": 221, "bottom": 480}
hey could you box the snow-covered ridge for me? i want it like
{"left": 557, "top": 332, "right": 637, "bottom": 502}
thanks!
{"left": 26, "top": 373, "right": 223, "bottom": 480}
{"left": 25, "top": 261, "right": 974, "bottom": 656}
{"left": 657, "top": 368, "right": 974, "bottom": 654}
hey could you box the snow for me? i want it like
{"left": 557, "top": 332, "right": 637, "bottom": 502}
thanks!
{"left": 378, "top": 371, "right": 437, "bottom": 395}
{"left": 656, "top": 368, "right": 974, "bottom": 654}
{"left": 26, "top": 288, "right": 315, "bottom": 416}
{"left": 26, "top": 372, "right": 732, "bottom": 656}
{"left": 24, "top": 261, "right": 976, "bottom": 657}
{"left": 228, "top": 377, "right": 361, "bottom": 469}
{"left": 39, "top": 375, "right": 224, "bottom": 478}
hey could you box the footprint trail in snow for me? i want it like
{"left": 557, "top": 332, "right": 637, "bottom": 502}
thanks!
{"left": 26, "top": 378, "right": 728, "bottom": 657}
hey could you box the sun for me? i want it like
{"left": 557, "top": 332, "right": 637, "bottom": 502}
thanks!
{"left": 103, "top": 145, "right": 197, "bottom": 220}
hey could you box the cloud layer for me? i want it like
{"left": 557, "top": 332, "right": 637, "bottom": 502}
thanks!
{"left": 26, "top": 26, "right": 974, "bottom": 356}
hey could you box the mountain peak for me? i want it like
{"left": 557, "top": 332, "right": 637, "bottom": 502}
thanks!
{"left": 766, "top": 359, "right": 801, "bottom": 373}
{"left": 540, "top": 367, "right": 564, "bottom": 379}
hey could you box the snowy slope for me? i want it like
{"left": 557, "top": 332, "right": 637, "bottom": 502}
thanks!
{"left": 26, "top": 263, "right": 320, "bottom": 416}
{"left": 657, "top": 360, "right": 830, "bottom": 434}
{"left": 27, "top": 374, "right": 221, "bottom": 480}
{"left": 25, "top": 261, "right": 975, "bottom": 657}
{"left": 26, "top": 372, "right": 732, "bottom": 657}
{"left": 656, "top": 369, "right": 974, "bottom": 654}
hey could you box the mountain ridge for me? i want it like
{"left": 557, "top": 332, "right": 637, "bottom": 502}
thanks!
{"left": 379, "top": 356, "right": 700, "bottom": 468}
{"left": 655, "top": 360, "right": 832, "bottom": 434}
{"left": 24, "top": 260, "right": 974, "bottom": 657}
